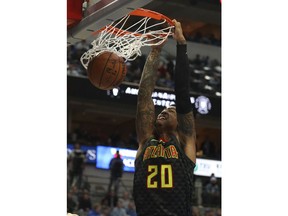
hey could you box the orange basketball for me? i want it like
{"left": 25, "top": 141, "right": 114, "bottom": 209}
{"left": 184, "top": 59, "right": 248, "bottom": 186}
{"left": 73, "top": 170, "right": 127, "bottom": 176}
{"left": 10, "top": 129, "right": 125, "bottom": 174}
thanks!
{"left": 87, "top": 51, "right": 127, "bottom": 90}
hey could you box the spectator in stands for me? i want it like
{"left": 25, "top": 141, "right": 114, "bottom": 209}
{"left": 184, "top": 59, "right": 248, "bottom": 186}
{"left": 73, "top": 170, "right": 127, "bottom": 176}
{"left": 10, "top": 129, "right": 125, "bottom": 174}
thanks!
{"left": 192, "top": 32, "right": 203, "bottom": 43}
{"left": 192, "top": 206, "right": 200, "bottom": 216}
{"left": 68, "top": 143, "right": 86, "bottom": 189}
{"left": 87, "top": 203, "right": 102, "bottom": 216}
{"left": 78, "top": 191, "right": 92, "bottom": 212}
{"left": 101, "top": 190, "right": 118, "bottom": 208}
{"left": 109, "top": 131, "right": 125, "bottom": 147}
{"left": 110, "top": 199, "right": 128, "bottom": 216}
{"left": 202, "top": 174, "right": 220, "bottom": 207}
{"left": 128, "top": 131, "right": 138, "bottom": 150}
{"left": 67, "top": 191, "right": 78, "bottom": 213}
{"left": 201, "top": 136, "right": 216, "bottom": 158}
{"left": 126, "top": 200, "right": 137, "bottom": 216}
{"left": 202, "top": 56, "right": 210, "bottom": 66}
{"left": 101, "top": 206, "right": 112, "bottom": 216}
{"left": 208, "top": 33, "right": 218, "bottom": 46}
{"left": 67, "top": 63, "right": 83, "bottom": 77}
{"left": 121, "top": 191, "right": 131, "bottom": 210}
{"left": 81, "top": 176, "right": 91, "bottom": 192}
{"left": 70, "top": 186, "right": 80, "bottom": 206}
{"left": 67, "top": 45, "right": 78, "bottom": 61}
{"left": 75, "top": 40, "right": 90, "bottom": 65}
{"left": 216, "top": 208, "right": 221, "bottom": 216}
{"left": 75, "top": 39, "right": 90, "bottom": 51}
{"left": 127, "top": 57, "right": 142, "bottom": 83}
{"left": 107, "top": 150, "right": 124, "bottom": 195}
{"left": 192, "top": 54, "right": 202, "bottom": 68}
{"left": 204, "top": 208, "right": 215, "bottom": 216}
{"left": 201, "top": 34, "right": 212, "bottom": 44}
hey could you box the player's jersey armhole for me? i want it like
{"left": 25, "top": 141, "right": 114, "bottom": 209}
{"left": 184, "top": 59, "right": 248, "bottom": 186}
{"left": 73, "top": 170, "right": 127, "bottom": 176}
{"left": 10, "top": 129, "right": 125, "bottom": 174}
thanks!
{"left": 178, "top": 140, "right": 196, "bottom": 169}
{"left": 135, "top": 136, "right": 156, "bottom": 161}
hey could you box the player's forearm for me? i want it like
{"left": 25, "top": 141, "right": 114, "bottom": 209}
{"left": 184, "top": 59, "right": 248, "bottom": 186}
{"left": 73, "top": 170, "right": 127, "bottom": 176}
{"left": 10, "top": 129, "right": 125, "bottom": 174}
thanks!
{"left": 138, "top": 48, "right": 161, "bottom": 102}
{"left": 175, "top": 44, "right": 191, "bottom": 114}
{"left": 136, "top": 48, "right": 160, "bottom": 144}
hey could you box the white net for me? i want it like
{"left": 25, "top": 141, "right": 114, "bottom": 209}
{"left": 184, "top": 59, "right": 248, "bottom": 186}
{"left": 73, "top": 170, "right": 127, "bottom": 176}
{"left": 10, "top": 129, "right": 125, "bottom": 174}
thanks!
{"left": 80, "top": 12, "right": 174, "bottom": 69}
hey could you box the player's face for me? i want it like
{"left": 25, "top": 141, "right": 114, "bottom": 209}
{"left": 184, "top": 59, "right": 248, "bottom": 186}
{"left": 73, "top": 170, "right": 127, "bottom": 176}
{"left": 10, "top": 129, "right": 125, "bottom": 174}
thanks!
{"left": 156, "top": 106, "right": 178, "bottom": 130}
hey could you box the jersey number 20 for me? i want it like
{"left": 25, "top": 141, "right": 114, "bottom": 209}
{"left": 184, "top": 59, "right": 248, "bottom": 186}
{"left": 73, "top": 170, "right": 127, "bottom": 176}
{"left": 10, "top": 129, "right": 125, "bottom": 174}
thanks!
{"left": 147, "top": 164, "right": 173, "bottom": 188}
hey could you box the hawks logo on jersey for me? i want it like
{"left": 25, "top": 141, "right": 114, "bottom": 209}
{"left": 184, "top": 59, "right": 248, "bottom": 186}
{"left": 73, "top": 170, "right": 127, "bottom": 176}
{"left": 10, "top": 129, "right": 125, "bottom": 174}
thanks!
{"left": 143, "top": 139, "right": 179, "bottom": 161}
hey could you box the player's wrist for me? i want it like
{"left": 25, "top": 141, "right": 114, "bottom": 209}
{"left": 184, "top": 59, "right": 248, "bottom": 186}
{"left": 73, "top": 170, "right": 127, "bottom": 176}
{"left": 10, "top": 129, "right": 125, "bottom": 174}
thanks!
{"left": 150, "top": 48, "right": 162, "bottom": 57}
{"left": 151, "top": 46, "right": 162, "bottom": 53}
{"left": 177, "top": 37, "right": 186, "bottom": 45}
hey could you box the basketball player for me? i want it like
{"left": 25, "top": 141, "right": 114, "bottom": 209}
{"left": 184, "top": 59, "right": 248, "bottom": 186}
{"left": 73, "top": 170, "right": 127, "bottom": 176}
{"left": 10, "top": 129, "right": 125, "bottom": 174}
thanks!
{"left": 133, "top": 20, "right": 196, "bottom": 216}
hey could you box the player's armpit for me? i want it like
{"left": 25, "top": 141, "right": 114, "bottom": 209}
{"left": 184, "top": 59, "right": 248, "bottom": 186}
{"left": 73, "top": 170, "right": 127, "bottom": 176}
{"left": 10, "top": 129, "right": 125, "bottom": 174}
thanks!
{"left": 177, "top": 112, "right": 195, "bottom": 137}
{"left": 177, "top": 111, "right": 197, "bottom": 163}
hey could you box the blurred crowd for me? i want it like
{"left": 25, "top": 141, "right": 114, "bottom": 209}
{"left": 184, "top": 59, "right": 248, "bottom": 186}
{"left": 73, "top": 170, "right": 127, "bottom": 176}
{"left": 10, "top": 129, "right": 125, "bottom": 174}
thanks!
{"left": 67, "top": 142, "right": 221, "bottom": 216}
{"left": 68, "top": 126, "right": 221, "bottom": 160}
{"left": 67, "top": 128, "right": 138, "bottom": 150}
{"left": 67, "top": 184, "right": 221, "bottom": 216}
{"left": 67, "top": 39, "right": 221, "bottom": 97}
{"left": 185, "top": 32, "right": 221, "bottom": 47}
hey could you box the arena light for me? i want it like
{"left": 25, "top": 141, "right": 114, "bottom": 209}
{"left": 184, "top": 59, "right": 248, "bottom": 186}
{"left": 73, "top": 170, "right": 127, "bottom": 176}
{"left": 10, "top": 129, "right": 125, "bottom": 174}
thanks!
{"left": 204, "top": 85, "right": 213, "bottom": 90}
{"left": 215, "top": 92, "right": 221, "bottom": 96}
{"left": 112, "top": 88, "right": 119, "bottom": 96}
{"left": 214, "top": 65, "right": 221, "bottom": 72}
{"left": 195, "top": 96, "right": 211, "bottom": 114}
{"left": 194, "top": 69, "right": 204, "bottom": 74}
{"left": 204, "top": 75, "right": 211, "bottom": 80}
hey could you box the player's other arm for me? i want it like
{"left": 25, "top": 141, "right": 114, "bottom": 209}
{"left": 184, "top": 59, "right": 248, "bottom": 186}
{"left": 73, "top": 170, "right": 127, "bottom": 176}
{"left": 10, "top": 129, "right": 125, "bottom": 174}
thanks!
{"left": 173, "top": 20, "right": 196, "bottom": 164}
{"left": 135, "top": 47, "right": 162, "bottom": 158}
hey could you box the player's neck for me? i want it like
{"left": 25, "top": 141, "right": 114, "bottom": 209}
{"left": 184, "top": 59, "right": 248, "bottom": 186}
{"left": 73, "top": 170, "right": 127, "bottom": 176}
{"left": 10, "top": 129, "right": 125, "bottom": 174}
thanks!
{"left": 159, "top": 136, "right": 169, "bottom": 143}
{"left": 154, "top": 126, "right": 178, "bottom": 141}
{"left": 158, "top": 132, "right": 177, "bottom": 142}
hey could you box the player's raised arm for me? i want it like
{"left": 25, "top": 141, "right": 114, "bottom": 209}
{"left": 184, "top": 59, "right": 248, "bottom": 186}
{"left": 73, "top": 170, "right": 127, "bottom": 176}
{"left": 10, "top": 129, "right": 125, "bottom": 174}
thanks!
{"left": 135, "top": 45, "right": 163, "bottom": 157}
{"left": 173, "top": 20, "right": 197, "bottom": 163}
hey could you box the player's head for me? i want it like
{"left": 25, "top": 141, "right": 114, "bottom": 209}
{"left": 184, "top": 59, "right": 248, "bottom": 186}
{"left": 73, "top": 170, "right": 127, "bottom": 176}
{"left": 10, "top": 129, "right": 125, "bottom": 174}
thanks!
{"left": 210, "top": 176, "right": 217, "bottom": 184}
{"left": 155, "top": 105, "right": 178, "bottom": 133}
{"left": 74, "top": 143, "right": 81, "bottom": 149}
{"left": 116, "top": 150, "right": 121, "bottom": 158}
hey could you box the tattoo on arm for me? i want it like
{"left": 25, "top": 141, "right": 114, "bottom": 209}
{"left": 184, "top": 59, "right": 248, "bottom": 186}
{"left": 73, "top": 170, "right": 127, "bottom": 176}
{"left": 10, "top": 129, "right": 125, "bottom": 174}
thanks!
{"left": 177, "top": 112, "right": 197, "bottom": 163}
{"left": 177, "top": 112, "right": 195, "bottom": 137}
{"left": 136, "top": 49, "right": 161, "bottom": 144}
{"left": 138, "top": 49, "right": 160, "bottom": 97}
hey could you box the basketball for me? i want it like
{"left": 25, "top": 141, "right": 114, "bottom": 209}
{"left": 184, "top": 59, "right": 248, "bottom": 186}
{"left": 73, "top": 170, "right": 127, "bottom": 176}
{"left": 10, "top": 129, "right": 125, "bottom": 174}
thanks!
{"left": 87, "top": 51, "right": 127, "bottom": 90}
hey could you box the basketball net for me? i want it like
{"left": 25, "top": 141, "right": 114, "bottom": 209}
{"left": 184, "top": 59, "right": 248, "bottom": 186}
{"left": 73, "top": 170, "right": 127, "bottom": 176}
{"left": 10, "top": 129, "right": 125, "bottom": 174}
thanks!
{"left": 80, "top": 8, "right": 175, "bottom": 69}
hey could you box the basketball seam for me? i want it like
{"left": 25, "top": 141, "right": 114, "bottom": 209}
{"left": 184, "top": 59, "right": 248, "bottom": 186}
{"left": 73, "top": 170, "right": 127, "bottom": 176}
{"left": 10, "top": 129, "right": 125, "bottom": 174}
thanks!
{"left": 88, "top": 58, "right": 97, "bottom": 85}
{"left": 108, "top": 56, "right": 122, "bottom": 88}
{"left": 99, "top": 52, "right": 113, "bottom": 88}
{"left": 117, "top": 61, "right": 126, "bottom": 86}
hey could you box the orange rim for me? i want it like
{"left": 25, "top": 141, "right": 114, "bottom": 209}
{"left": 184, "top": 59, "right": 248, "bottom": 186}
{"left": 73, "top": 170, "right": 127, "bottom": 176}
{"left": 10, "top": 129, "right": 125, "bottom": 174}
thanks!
{"left": 128, "top": 8, "right": 174, "bottom": 26}
{"left": 92, "top": 8, "right": 174, "bottom": 36}
{"left": 93, "top": 25, "right": 142, "bottom": 37}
